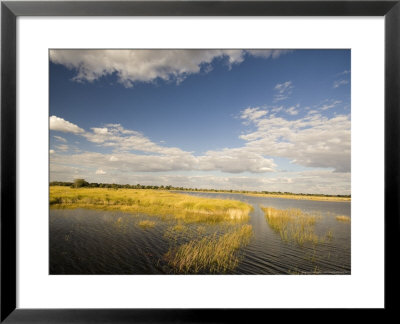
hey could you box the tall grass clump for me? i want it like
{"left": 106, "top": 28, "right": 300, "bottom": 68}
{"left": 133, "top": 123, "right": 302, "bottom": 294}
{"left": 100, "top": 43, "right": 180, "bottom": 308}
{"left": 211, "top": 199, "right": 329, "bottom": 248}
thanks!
{"left": 49, "top": 186, "right": 252, "bottom": 223}
{"left": 262, "top": 207, "right": 325, "bottom": 245}
{"left": 165, "top": 224, "right": 253, "bottom": 273}
{"left": 336, "top": 215, "right": 351, "bottom": 222}
{"left": 137, "top": 220, "right": 156, "bottom": 229}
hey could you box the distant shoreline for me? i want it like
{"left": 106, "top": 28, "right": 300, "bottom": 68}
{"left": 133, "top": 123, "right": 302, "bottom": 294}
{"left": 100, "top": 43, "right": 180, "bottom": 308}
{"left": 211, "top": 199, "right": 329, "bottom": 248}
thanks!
{"left": 244, "top": 192, "right": 350, "bottom": 202}
{"left": 180, "top": 190, "right": 351, "bottom": 202}
{"left": 50, "top": 181, "right": 350, "bottom": 203}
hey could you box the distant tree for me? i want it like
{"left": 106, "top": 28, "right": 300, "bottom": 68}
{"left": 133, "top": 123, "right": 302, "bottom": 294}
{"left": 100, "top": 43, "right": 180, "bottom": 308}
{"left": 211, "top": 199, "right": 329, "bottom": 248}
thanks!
{"left": 72, "top": 178, "right": 89, "bottom": 188}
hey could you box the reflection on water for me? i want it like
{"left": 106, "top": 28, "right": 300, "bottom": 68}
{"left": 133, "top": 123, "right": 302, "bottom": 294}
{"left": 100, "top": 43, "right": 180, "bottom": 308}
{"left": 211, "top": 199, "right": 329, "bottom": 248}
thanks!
{"left": 50, "top": 192, "right": 350, "bottom": 274}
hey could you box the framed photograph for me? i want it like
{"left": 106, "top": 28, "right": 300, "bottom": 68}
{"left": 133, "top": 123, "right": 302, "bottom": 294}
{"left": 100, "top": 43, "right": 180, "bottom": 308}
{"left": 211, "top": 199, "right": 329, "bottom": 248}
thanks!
{"left": 1, "top": 0, "right": 399, "bottom": 321}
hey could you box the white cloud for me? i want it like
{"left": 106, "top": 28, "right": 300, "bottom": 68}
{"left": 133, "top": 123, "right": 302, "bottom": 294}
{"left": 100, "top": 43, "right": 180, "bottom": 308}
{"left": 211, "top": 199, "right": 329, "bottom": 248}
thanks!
{"left": 271, "top": 106, "right": 284, "bottom": 113}
{"left": 198, "top": 148, "right": 276, "bottom": 173}
{"left": 49, "top": 117, "right": 277, "bottom": 174}
{"left": 50, "top": 149, "right": 55, "bottom": 154}
{"left": 274, "top": 81, "right": 293, "bottom": 102}
{"left": 49, "top": 110, "right": 350, "bottom": 193}
{"left": 82, "top": 123, "right": 190, "bottom": 156}
{"left": 49, "top": 167, "right": 350, "bottom": 195}
{"left": 240, "top": 107, "right": 268, "bottom": 123}
{"left": 92, "top": 127, "right": 109, "bottom": 135}
{"left": 49, "top": 49, "right": 290, "bottom": 87}
{"left": 245, "top": 49, "right": 292, "bottom": 59}
{"left": 50, "top": 147, "right": 276, "bottom": 175}
{"left": 285, "top": 104, "right": 299, "bottom": 116}
{"left": 318, "top": 100, "right": 342, "bottom": 111}
{"left": 55, "top": 144, "right": 69, "bottom": 151}
{"left": 333, "top": 79, "right": 349, "bottom": 88}
{"left": 240, "top": 110, "right": 351, "bottom": 172}
{"left": 50, "top": 112, "right": 350, "bottom": 176}
{"left": 50, "top": 116, "right": 84, "bottom": 134}
{"left": 53, "top": 135, "right": 67, "bottom": 143}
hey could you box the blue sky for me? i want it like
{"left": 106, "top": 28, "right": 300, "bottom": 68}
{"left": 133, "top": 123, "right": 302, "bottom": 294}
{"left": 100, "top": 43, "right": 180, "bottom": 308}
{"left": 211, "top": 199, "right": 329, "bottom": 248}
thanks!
{"left": 49, "top": 49, "right": 350, "bottom": 194}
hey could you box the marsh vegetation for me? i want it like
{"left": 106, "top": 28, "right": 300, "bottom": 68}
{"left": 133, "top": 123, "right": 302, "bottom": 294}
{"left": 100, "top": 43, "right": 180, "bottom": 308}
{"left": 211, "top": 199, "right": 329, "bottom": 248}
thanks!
{"left": 165, "top": 224, "right": 253, "bottom": 273}
{"left": 261, "top": 207, "right": 332, "bottom": 245}
{"left": 137, "top": 220, "right": 156, "bottom": 229}
{"left": 50, "top": 189, "right": 350, "bottom": 274}
{"left": 50, "top": 186, "right": 252, "bottom": 223}
{"left": 336, "top": 215, "right": 351, "bottom": 222}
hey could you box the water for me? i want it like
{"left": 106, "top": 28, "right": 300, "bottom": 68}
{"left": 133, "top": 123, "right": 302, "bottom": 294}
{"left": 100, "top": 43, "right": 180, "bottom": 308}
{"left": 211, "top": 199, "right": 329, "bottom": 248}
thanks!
{"left": 50, "top": 192, "right": 350, "bottom": 275}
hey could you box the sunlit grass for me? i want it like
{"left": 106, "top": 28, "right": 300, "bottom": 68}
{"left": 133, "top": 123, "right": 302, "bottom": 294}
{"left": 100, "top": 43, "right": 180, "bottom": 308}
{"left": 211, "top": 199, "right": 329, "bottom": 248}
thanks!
{"left": 336, "top": 215, "right": 351, "bottom": 222}
{"left": 165, "top": 224, "right": 253, "bottom": 273}
{"left": 262, "top": 207, "right": 330, "bottom": 246}
{"left": 50, "top": 186, "right": 252, "bottom": 223}
{"left": 137, "top": 220, "right": 156, "bottom": 229}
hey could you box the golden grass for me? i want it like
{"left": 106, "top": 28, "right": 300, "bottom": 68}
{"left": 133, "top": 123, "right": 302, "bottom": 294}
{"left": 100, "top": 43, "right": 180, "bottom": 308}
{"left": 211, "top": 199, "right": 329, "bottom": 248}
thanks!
{"left": 336, "top": 215, "right": 351, "bottom": 222}
{"left": 50, "top": 186, "right": 252, "bottom": 223}
{"left": 137, "top": 220, "right": 156, "bottom": 229}
{"left": 262, "top": 207, "right": 328, "bottom": 245}
{"left": 165, "top": 224, "right": 253, "bottom": 273}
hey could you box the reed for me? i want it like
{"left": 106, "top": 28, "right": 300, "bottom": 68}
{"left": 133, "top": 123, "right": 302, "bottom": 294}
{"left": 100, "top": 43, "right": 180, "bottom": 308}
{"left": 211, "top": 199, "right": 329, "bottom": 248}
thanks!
{"left": 163, "top": 222, "right": 190, "bottom": 242}
{"left": 137, "top": 220, "right": 156, "bottom": 229}
{"left": 262, "top": 207, "right": 324, "bottom": 245}
{"left": 165, "top": 224, "right": 253, "bottom": 273}
{"left": 50, "top": 186, "right": 252, "bottom": 223}
{"left": 336, "top": 215, "right": 351, "bottom": 222}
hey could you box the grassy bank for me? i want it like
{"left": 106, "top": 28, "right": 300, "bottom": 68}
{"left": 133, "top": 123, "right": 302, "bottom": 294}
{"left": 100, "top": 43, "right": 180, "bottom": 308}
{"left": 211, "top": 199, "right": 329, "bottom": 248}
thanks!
{"left": 262, "top": 207, "right": 331, "bottom": 245}
{"left": 165, "top": 224, "right": 253, "bottom": 273}
{"left": 336, "top": 215, "right": 351, "bottom": 222}
{"left": 50, "top": 186, "right": 252, "bottom": 223}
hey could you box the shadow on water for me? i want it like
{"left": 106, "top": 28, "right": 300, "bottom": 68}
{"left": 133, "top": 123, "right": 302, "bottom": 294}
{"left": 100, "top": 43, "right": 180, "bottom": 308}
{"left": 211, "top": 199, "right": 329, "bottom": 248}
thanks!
{"left": 50, "top": 192, "right": 350, "bottom": 274}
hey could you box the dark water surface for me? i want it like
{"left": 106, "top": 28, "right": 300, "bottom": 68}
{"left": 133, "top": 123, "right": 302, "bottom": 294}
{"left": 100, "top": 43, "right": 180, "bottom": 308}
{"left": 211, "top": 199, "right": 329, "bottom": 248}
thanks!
{"left": 50, "top": 192, "right": 350, "bottom": 274}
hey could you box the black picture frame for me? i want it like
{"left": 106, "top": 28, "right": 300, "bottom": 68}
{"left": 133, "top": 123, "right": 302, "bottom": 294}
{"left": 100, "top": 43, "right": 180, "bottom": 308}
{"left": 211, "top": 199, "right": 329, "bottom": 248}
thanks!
{"left": 1, "top": 0, "right": 399, "bottom": 322}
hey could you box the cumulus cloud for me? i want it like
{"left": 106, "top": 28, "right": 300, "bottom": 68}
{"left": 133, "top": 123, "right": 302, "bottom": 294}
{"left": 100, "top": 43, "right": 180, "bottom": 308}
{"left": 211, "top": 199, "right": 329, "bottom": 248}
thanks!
{"left": 50, "top": 117, "right": 277, "bottom": 174}
{"left": 49, "top": 110, "right": 350, "bottom": 193}
{"left": 240, "top": 110, "right": 350, "bottom": 172}
{"left": 50, "top": 148, "right": 276, "bottom": 175}
{"left": 198, "top": 148, "right": 276, "bottom": 173}
{"left": 82, "top": 123, "right": 191, "bottom": 157}
{"left": 274, "top": 81, "right": 293, "bottom": 102}
{"left": 49, "top": 49, "right": 290, "bottom": 87}
{"left": 50, "top": 116, "right": 84, "bottom": 134}
{"left": 49, "top": 112, "right": 350, "bottom": 175}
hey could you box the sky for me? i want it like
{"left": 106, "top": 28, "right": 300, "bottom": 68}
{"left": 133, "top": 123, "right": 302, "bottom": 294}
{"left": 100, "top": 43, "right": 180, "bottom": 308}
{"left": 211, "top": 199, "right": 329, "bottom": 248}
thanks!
{"left": 49, "top": 49, "right": 351, "bottom": 195}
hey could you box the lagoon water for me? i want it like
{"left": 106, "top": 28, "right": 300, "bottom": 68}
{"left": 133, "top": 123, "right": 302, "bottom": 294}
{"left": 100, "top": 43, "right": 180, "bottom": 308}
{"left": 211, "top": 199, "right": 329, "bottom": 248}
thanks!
{"left": 50, "top": 192, "right": 350, "bottom": 275}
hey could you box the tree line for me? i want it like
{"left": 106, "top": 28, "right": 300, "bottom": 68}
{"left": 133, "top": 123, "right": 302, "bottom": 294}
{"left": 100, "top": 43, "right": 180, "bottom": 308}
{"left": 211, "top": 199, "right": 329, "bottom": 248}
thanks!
{"left": 49, "top": 179, "right": 351, "bottom": 198}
